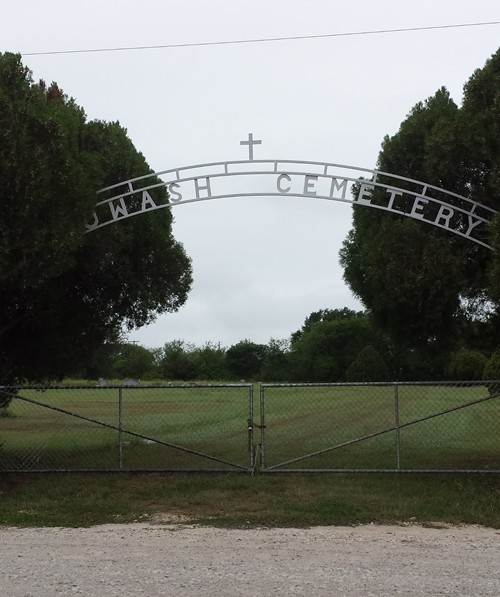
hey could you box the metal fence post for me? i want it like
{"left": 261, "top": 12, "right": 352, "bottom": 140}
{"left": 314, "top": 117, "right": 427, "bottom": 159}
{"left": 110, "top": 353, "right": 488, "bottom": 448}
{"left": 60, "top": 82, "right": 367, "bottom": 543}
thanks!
{"left": 248, "top": 384, "right": 254, "bottom": 472}
{"left": 259, "top": 384, "right": 266, "bottom": 471}
{"left": 118, "top": 388, "right": 123, "bottom": 471}
{"left": 394, "top": 382, "right": 401, "bottom": 471}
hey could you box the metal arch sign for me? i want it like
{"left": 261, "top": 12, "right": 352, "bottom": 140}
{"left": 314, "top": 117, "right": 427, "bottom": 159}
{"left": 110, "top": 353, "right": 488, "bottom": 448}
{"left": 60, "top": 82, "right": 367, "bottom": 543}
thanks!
{"left": 87, "top": 134, "right": 497, "bottom": 250}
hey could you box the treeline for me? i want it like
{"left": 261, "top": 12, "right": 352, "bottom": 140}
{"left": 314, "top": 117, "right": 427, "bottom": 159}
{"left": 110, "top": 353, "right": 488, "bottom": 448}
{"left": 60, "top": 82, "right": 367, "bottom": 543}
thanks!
{"left": 5, "top": 51, "right": 500, "bottom": 387}
{"left": 76, "top": 308, "right": 500, "bottom": 383}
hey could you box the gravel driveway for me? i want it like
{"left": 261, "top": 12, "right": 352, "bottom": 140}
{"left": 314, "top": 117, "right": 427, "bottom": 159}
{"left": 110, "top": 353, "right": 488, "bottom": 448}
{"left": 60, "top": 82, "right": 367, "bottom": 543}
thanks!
{"left": 1, "top": 522, "right": 499, "bottom": 596}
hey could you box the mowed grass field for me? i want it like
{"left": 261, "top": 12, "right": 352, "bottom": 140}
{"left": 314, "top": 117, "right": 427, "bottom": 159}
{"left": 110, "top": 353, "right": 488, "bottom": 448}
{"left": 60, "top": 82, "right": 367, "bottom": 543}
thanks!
{"left": 1, "top": 383, "right": 499, "bottom": 472}
{"left": 0, "top": 385, "right": 253, "bottom": 471}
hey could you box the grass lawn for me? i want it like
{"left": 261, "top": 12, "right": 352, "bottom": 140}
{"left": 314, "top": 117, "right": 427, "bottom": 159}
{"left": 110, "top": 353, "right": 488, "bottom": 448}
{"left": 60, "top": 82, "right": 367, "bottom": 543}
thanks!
{"left": 0, "top": 472, "right": 499, "bottom": 528}
{"left": 0, "top": 385, "right": 253, "bottom": 470}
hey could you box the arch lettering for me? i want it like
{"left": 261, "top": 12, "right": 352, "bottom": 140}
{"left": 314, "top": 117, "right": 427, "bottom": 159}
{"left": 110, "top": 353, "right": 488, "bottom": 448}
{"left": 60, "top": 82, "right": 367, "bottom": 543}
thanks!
{"left": 87, "top": 136, "right": 497, "bottom": 250}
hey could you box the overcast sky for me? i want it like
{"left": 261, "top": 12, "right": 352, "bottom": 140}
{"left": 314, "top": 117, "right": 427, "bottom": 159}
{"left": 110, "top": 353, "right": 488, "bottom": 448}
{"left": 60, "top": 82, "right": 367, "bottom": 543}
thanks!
{"left": 2, "top": 1, "right": 500, "bottom": 348}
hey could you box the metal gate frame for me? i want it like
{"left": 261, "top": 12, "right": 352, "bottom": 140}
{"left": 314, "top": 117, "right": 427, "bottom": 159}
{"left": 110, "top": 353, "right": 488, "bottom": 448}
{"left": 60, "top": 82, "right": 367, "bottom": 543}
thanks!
{"left": 0, "top": 384, "right": 255, "bottom": 473}
{"left": 3, "top": 382, "right": 500, "bottom": 474}
{"left": 257, "top": 382, "right": 500, "bottom": 473}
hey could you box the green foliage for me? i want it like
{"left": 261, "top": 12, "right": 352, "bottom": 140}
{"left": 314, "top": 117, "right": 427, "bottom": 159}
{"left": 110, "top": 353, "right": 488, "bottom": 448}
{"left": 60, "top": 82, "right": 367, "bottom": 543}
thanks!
{"left": 340, "top": 49, "right": 500, "bottom": 379}
{"left": 483, "top": 350, "right": 500, "bottom": 394}
{"left": 341, "top": 218, "right": 463, "bottom": 349}
{"left": 159, "top": 340, "right": 197, "bottom": 381}
{"left": 289, "top": 311, "right": 382, "bottom": 382}
{"left": 0, "top": 57, "right": 91, "bottom": 289}
{"left": 459, "top": 50, "right": 500, "bottom": 208}
{"left": 291, "top": 308, "right": 363, "bottom": 343}
{"left": 191, "top": 343, "right": 228, "bottom": 381}
{"left": 0, "top": 53, "right": 192, "bottom": 383}
{"left": 112, "top": 344, "right": 155, "bottom": 379}
{"left": 156, "top": 338, "right": 291, "bottom": 382}
{"left": 340, "top": 89, "right": 465, "bottom": 357}
{"left": 447, "top": 348, "right": 487, "bottom": 381}
{"left": 226, "top": 340, "right": 267, "bottom": 380}
{"left": 82, "top": 345, "right": 118, "bottom": 381}
{"left": 261, "top": 338, "right": 290, "bottom": 381}
{"left": 157, "top": 341, "right": 229, "bottom": 382}
{"left": 345, "top": 345, "right": 389, "bottom": 382}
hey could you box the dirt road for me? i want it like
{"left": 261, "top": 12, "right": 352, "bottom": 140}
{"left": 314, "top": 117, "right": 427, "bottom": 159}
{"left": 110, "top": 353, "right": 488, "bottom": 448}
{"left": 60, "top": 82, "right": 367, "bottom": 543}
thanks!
{"left": 1, "top": 522, "right": 499, "bottom": 596}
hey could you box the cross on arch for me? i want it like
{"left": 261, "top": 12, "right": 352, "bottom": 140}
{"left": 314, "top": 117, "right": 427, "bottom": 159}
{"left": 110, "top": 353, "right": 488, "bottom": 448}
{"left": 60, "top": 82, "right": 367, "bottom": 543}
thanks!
{"left": 240, "top": 133, "right": 262, "bottom": 161}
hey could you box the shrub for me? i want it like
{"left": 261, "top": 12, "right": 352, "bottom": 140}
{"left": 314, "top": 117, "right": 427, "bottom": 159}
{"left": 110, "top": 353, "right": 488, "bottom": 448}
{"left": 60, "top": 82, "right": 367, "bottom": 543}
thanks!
{"left": 447, "top": 348, "right": 487, "bottom": 381}
{"left": 483, "top": 350, "right": 500, "bottom": 395}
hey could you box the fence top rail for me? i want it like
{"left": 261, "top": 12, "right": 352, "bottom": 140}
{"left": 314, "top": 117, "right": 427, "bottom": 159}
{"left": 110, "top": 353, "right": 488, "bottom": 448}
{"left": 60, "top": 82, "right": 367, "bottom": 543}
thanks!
{"left": 0, "top": 383, "right": 254, "bottom": 391}
{"left": 260, "top": 380, "right": 500, "bottom": 388}
{"left": 2, "top": 381, "right": 499, "bottom": 392}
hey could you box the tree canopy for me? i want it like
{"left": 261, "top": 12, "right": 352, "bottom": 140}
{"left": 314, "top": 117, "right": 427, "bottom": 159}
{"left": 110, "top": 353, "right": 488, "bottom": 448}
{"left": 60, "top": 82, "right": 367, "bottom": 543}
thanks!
{"left": 288, "top": 309, "right": 384, "bottom": 382}
{"left": 340, "top": 48, "right": 500, "bottom": 375}
{"left": 0, "top": 52, "right": 192, "bottom": 383}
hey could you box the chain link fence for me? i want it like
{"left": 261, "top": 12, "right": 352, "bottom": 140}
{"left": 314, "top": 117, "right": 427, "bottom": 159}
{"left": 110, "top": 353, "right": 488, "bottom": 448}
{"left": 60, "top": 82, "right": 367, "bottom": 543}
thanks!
{"left": 1, "top": 381, "right": 499, "bottom": 473}
{"left": 259, "top": 381, "right": 500, "bottom": 472}
{"left": 0, "top": 384, "right": 254, "bottom": 472}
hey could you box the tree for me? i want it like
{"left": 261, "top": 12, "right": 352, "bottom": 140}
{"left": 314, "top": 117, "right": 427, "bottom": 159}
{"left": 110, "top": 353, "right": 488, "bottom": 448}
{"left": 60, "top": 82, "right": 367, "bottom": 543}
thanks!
{"left": 0, "top": 53, "right": 192, "bottom": 383}
{"left": 290, "top": 308, "right": 363, "bottom": 343}
{"left": 78, "top": 336, "right": 122, "bottom": 380}
{"left": 261, "top": 338, "right": 290, "bottom": 381}
{"left": 112, "top": 344, "right": 155, "bottom": 379}
{"left": 345, "top": 345, "right": 389, "bottom": 382}
{"left": 341, "top": 216, "right": 463, "bottom": 377}
{"left": 191, "top": 342, "right": 228, "bottom": 380}
{"left": 288, "top": 311, "right": 382, "bottom": 382}
{"left": 340, "top": 51, "right": 500, "bottom": 378}
{"left": 226, "top": 340, "right": 267, "bottom": 380}
{"left": 447, "top": 348, "right": 487, "bottom": 381}
{"left": 463, "top": 51, "right": 500, "bottom": 299}
{"left": 160, "top": 340, "right": 197, "bottom": 381}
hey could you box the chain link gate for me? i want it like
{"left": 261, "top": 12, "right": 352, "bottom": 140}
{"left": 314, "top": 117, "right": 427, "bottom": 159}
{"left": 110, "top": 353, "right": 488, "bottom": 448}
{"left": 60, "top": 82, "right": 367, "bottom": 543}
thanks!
{"left": 2, "top": 381, "right": 500, "bottom": 473}
{"left": 0, "top": 384, "right": 254, "bottom": 472}
{"left": 258, "top": 382, "right": 500, "bottom": 473}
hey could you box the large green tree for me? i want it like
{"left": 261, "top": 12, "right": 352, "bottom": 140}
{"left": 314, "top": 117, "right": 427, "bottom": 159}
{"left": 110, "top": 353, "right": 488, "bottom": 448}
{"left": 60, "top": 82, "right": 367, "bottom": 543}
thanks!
{"left": 191, "top": 342, "right": 228, "bottom": 381}
{"left": 340, "top": 49, "right": 500, "bottom": 377}
{"left": 159, "top": 340, "right": 197, "bottom": 381}
{"left": 0, "top": 53, "right": 192, "bottom": 383}
{"left": 111, "top": 344, "right": 155, "bottom": 380}
{"left": 226, "top": 340, "right": 267, "bottom": 380}
{"left": 288, "top": 309, "right": 383, "bottom": 382}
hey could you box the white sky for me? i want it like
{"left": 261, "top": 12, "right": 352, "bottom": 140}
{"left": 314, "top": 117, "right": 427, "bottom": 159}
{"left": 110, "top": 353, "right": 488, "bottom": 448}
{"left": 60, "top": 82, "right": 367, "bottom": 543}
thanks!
{"left": 2, "top": 1, "right": 500, "bottom": 348}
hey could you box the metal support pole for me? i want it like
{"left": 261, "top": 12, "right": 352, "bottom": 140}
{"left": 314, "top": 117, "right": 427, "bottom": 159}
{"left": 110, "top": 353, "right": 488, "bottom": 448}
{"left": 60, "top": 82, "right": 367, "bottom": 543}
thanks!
{"left": 248, "top": 384, "right": 254, "bottom": 472}
{"left": 118, "top": 388, "right": 123, "bottom": 471}
{"left": 259, "top": 384, "right": 266, "bottom": 471}
{"left": 394, "top": 382, "right": 401, "bottom": 471}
